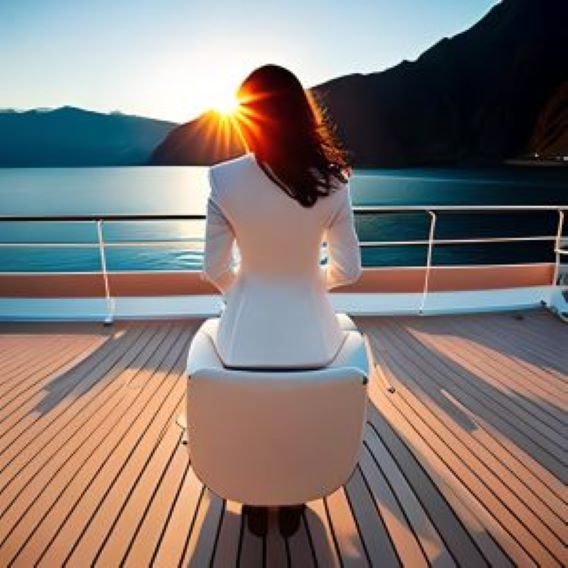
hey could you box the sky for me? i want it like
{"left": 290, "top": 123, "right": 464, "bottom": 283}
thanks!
{"left": 0, "top": 0, "right": 498, "bottom": 123}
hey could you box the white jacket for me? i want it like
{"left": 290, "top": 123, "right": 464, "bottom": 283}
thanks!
{"left": 202, "top": 152, "right": 362, "bottom": 368}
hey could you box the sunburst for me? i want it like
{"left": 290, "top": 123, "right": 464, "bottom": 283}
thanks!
{"left": 211, "top": 92, "right": 241, "bottom": 117}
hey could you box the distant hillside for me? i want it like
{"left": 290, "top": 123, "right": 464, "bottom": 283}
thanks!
{"left": 151, "top": 0, "right": 568, "bottom": 167}
{"left": 152, "top": 110, "right": 243, "bottom": 166}
{"left": 527, "top": 81, "right": 568, "bottom": 159}
{"left": 0, "top": 107, "right": 177, "bottom": 167}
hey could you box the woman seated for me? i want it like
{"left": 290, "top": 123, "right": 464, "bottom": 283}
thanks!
{"left": 199, "top": 64, "right": 362, "bottom": 535}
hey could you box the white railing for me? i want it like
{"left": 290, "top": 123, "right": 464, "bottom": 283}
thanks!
{"left": 0, "top": 206, "right": 566, "bottom": 322}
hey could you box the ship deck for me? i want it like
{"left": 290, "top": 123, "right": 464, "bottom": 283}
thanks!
{"left": 0, "top": 310, "right": 566, "bottom": 567}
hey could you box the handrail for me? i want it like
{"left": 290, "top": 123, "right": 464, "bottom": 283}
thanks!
{"left": 0, "top": 235, "right": 558, "bottom": 248}
{"left": 0, "top": 214, "right": 206, "bottom": 222}
{"left": 0, "top": 204, "right": 566, "bottom": 222}
{"left": 0, "top": 205, "right": 566, "bottom": 322}
{"left": 353, "top": 205, "right": 567, "bottom": 213}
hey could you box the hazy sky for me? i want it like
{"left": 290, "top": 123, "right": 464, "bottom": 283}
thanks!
{"left": 1, "top": 0, "right": 498, "bottom": 123}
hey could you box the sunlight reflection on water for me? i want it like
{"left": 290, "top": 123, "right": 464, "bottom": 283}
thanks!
{"left": 0, "top": 166, "right": 565, "bottom": 271}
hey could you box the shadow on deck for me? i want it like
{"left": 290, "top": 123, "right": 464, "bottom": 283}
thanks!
{"left": 0, "top": 310, "right": 565, "bottom": 566}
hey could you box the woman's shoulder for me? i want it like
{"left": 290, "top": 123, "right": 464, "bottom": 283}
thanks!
{"left": 209, "top": 153, "right": 256, "bottom": 199}
{"left": 210, "top": 152, "right": 255, "bottom": 179}
{"left": 323, "top": 173, "right": 354, "bottom": 218}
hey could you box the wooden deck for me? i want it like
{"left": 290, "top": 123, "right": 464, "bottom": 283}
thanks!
{"left": 0, "top": 310, "right": 566, "bottom": 567}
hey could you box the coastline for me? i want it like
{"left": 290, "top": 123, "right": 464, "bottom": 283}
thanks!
{"left": 505, "top": 159, "right": 568, "bottom": 168}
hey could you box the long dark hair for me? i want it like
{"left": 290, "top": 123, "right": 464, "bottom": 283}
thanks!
{"left": 235, "top": 65, "right": 349, "bottom": 207}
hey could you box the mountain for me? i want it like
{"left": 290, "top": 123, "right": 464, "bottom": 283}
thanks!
{"left": 527, "top": 81, "right": 568, "bottom": 159}
{"left": 151, "top": 110, "right": 244, "bottom": 166}
{"left": 151, "top": 0, "right": 568, "bottom": 167}
{"left": 0, "top": 107, "right": 177, "bottom": 167}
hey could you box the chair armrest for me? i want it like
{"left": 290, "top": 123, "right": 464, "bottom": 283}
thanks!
{"left": 186, "top": 329, "right": 224, "bottom": 376}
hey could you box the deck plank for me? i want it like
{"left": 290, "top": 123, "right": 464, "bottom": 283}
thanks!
{"left": 211, "top": 500, "right": 241, "bottom": 567}
{"left": 238, "top": 510, "right": 264, "bottom": 567}
{"left": 444, "top": 315, "right": 567, "bottom": 399}
{"left": 344, "top": 465, "right": 401, "bottom": 567}
{"left": 151, "top": 467, "right": 203, "bottom": 567}
{"left": 0, "top": 326, "right": 172, "bottom": 507}
{"left": 72, "top": 410, "right": 185, "bottom": 566}
{"left": 0, "top": 323, "right": 147, "bottom": 451}
{"left": 0, "top": 337, "right": 105, "bottom": 431}
{"left": 265, "top": 511, "right": 288, "bottom": 568}
{"left": 472, "top": 313, "right": 567, "bottom": 376}
{"left": 384, "top": 318, "right": 567, "bottom": 461}
{"left": 34, "top": 338, "right": 191, "bottom": 566}
{"left": 362, "top": 318, "right": 565, "bottom": 566}
{"left": 368, "top": 337, "right": 566, "bottom": 533}
{"left": 180, "top": 488, "right": 224, "bottom": 567}
{"left": 325, "top": 486, "right": 369, "bottom": 566}
{"left": 0, "top": 311, "right": 565, "bottom": 566}
{"left": 357, "top": 448, "right": 428, "bottom": 567}
{"left": 370, "top": 318, "right": 567, "bottom": 484}
{"left": 403, "top": 318, "right": 566, "bottom": 428}
{"left": 367, "top": 394, "right": 524, "bottom": 566}
{"left": 369, "top": 357, "right": 564, "bottom": 564}
{"left": 287, "top": 512, "right": 316, "bottom": 567}
{"left": 118, "top": 421, "right": 189, "bottom": 566}
{"left": 362, "top": 405, "right": 501, "bottom": 567}
{"left": 0, "top": 326, "right": 105, "bottom": 382}
{"left": 2, "top": 328, "right": 190, "bottom": 565}
{"left": 0, "top": 335, "right": 85, "bottom": 385}
{"left": 361, "top": 428, "right": 455, "bottom": 567}
{"left": 304, "top": 498, "right": 342, "bottom": 568}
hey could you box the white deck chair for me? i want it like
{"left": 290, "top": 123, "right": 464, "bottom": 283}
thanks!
{"left": 185, "top": 314, "right": 369, "bottom": 506}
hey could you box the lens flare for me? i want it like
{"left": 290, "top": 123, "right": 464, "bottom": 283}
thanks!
{"left": 212, "top": 93, "right": 240, "bottom": 116}
{"left": 201, "top": 87, "right": 273, "bottom": 157}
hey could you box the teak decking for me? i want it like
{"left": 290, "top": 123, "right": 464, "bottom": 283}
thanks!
{"left": 0, "top": 311, "right": 566, "bottom": 567}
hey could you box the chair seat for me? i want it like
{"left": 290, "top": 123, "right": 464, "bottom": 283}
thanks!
{"left": 187, "top": 313, "right": 366, "bottom": 376}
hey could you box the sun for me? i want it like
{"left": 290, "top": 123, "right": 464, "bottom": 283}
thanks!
{"left": 211, "top": 92, "right": 240, "bottom": 116}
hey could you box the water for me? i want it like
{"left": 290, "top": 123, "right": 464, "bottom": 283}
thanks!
{"left": 0, "top": 166, "right": 566, "bottom": 272}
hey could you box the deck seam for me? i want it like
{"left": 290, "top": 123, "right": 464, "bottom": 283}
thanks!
{"left": 2, "top": 328, "right": 189, "bottom": 564}
{"left": 380, "top": 321, "right": 567, "bottom": 478}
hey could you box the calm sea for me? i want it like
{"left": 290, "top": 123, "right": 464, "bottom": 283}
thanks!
{"left": 0, "top": 166, "right": 566, "bottom": 271}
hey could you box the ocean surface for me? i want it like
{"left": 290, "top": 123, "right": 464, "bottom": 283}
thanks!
{"left": 0, "top": 166, "right": 566, "bottom": 272}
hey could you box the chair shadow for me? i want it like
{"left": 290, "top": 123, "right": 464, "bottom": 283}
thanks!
{"left": 187, "top": 496, "right": 334, "bottom": 566}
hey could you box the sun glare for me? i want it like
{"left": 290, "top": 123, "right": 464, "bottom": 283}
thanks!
{"left": 212, "top": 92, "right": 240, "bottom": 116}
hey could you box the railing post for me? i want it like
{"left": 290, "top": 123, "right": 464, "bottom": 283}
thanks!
{"left": 96, "top": 219, "right": 114, "bottom": 325}
{"left": 549, "top": 209, "right": 565, "bottom": 306}
{"left": 419, "top": 210, "right": 437, "bottom": 315}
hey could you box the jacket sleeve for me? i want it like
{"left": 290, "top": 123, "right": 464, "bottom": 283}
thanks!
{"left": 323, "top": 183, "right": 362, "bottom": 290}
{"left": 201, "top": 171, "right": 237, "bottom": 295}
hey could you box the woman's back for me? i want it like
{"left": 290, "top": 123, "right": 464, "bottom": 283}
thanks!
{"left": 212, "top": 152, "right": 341, "bottom": 277}
{"left": 203, "top": 152, "right": 362, "bottom": 368}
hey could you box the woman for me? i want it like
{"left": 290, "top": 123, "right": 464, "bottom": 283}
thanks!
{"left": 203, "top": 65, "right": 362, "bottom": 368}
{"left": 200, "top": 64, "right": 362, "bottom": 535}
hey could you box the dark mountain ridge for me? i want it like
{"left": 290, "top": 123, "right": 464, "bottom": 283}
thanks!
{"left": 152, "top": 0, "right": 568, "bottom": 167}
{"left": 0, "top": 106, "right": 177, "bottom": 167}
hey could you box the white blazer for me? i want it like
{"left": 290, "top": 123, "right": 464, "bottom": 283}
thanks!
{"left": 202, "top": 152, "right": 362, "bottom": 368}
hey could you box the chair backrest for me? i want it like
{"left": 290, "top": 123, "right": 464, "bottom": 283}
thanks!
{"left": 187, "top": 366, "right": 368, "bottom": 506}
